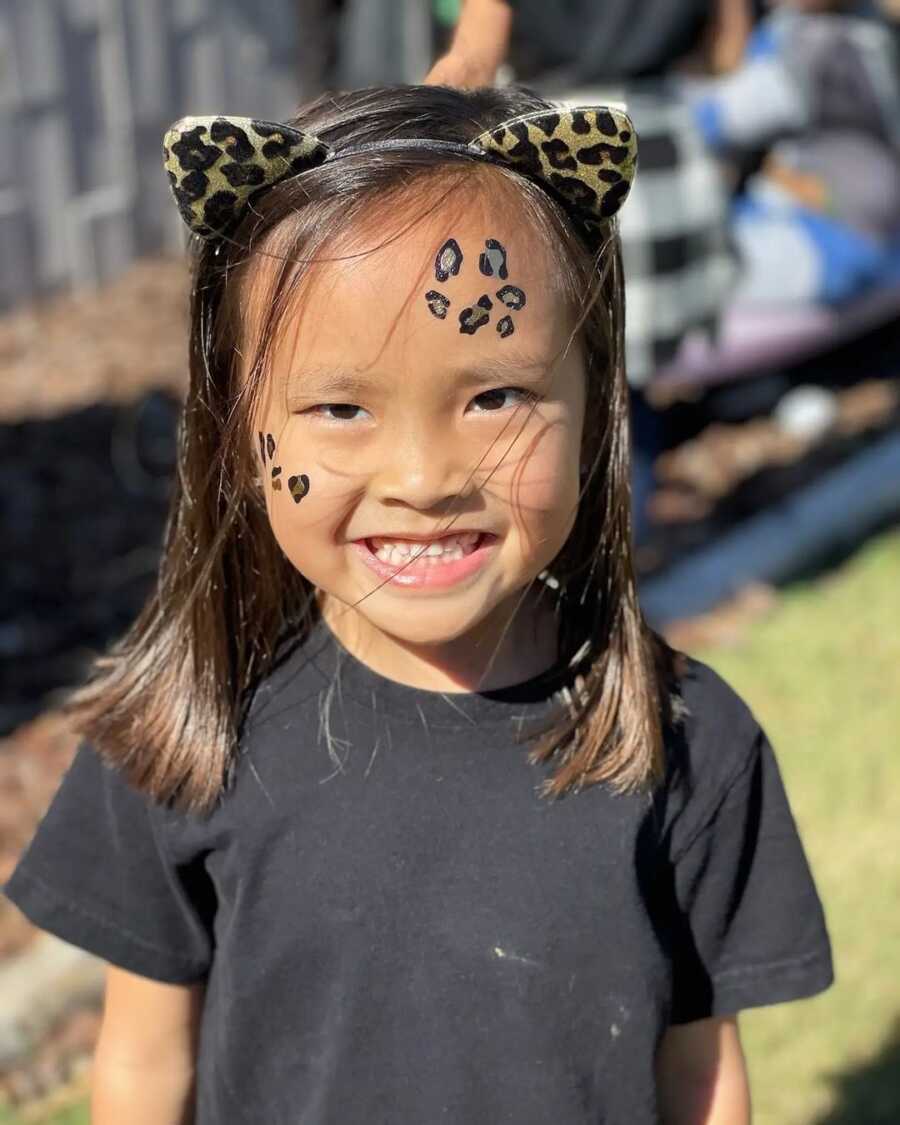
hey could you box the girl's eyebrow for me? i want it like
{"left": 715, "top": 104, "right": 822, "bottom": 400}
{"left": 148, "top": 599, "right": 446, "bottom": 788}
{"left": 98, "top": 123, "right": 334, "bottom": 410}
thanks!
{"left": 287, "top": 354, "right": 551, "bottom": 398}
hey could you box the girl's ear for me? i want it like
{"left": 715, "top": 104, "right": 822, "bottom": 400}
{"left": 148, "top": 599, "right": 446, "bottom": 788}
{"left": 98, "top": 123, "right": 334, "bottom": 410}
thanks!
{"left": 470, "top": 106, "right": 638, "bottom": 224}
{"left": 163, "top": 116, "right": 330, "bottom": 238}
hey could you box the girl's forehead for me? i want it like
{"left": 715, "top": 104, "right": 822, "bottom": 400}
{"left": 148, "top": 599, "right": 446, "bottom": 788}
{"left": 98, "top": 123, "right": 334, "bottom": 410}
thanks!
{"left": 332, "top": 194, "right": 560, "bottom": 287}
{"left": 262, "top": 198, "right": 574, "bottom": 379}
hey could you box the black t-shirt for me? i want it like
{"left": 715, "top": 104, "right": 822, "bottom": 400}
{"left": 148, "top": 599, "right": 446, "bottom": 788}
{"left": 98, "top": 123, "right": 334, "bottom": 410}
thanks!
{"left": 4, "top": 621, "right": 833, "bottom": 1123}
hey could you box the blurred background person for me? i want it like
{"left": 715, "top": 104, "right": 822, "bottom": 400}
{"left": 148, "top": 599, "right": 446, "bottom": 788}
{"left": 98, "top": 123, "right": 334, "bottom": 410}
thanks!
{"left": 338, "top": 0, "right": 435, "bottom": 85}
{"left": 296, "top": 0, "right": 347, "bottom": 98}
{"left": 687, "top": 0, "right": 900, "bottom": 309}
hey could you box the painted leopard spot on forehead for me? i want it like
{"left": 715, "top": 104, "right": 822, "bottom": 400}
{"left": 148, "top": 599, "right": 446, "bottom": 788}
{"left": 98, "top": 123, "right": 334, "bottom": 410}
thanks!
{"left": 425, "top": 290, "right": 450, "bottom": 320}
{"left": 458, "top": 302, "right": 491, "bottom": 335}
{"left": 425, "top": 236, "right": 527, "bottom": 340}
{"left": 479, "top": 239, "right": 508, "bottom": 279}
{"left": 434, "top": 238, "right": 463, "bottom": 283}
{"left": 496, "top": 285, "right": 526, "bottom": 311}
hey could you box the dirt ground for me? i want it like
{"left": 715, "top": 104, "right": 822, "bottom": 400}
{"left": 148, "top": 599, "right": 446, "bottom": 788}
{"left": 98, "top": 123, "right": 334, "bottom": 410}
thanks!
{"left": 0, "top": 257, "right": 190, "bottom": 423}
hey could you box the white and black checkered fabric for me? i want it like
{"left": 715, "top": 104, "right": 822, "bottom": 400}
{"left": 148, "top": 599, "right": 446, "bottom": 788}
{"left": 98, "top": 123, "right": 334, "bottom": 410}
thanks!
{"left": 562, "top": 83, "right": 739, "bottom": 387}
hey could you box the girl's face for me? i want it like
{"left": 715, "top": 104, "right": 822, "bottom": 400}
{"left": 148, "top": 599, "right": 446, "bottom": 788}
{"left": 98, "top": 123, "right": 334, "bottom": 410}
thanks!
{"left": 247, "top": 184, "right": 588, "bottom": 688}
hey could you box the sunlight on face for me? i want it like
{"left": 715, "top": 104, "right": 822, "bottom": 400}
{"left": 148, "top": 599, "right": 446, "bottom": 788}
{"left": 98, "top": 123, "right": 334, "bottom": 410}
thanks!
{"left": 246, "top": 179, "right": 588, "bottom": 689}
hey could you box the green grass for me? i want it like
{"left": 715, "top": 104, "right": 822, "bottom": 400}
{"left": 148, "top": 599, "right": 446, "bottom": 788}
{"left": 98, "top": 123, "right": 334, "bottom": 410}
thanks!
{"left": 0, "top": 1101, "right": 87, "bottom": 1125}
{"left": 6, "top": 528, "right": 900, "bottom": 1125}
{"left": 696, "top": 529, "right": 900, "bottom": 1125}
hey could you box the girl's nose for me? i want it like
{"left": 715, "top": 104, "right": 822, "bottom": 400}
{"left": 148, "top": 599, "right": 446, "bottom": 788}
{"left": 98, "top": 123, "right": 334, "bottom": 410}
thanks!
{"left": 369, "top": 428, "right": 471, "bottom": 513}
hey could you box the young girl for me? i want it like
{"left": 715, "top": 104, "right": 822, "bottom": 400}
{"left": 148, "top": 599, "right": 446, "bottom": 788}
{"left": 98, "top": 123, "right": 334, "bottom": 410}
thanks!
{"left": 3, "top": 85, "right": 832, "bottom": 1124}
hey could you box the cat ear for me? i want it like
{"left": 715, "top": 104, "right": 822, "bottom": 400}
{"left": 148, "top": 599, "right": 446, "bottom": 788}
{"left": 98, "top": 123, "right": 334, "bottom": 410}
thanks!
{"left": 470, "top": 106, "right": 637, "bottom": 224}
{"left": 163, "top": 116, "right": 330, "bottom": 238}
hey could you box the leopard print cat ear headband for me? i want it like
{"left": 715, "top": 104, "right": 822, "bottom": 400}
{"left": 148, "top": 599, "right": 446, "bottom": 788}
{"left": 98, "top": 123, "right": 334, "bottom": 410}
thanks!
{"left": 162, "top": 106, "right": 638, "bottom": 240}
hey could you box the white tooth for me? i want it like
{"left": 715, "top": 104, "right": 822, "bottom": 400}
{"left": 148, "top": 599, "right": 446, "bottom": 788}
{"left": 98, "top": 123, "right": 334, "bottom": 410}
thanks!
{"left": 384, "top": 532, "right": 482, "bottom": 554}
{"left": 371, "top": 533, "right": 482, "bottom": 564}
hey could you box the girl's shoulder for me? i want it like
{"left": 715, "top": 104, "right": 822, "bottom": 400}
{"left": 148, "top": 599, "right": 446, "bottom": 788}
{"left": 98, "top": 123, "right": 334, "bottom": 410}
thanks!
{"left": 661, "top": 651, "right": 773, "bottom": 821}
{"left": 672, "top": 652, "right": 761, "bottom": 750}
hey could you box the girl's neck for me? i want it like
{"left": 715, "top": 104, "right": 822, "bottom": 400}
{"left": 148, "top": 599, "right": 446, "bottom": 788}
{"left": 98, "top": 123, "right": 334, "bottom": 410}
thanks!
{"left": 318, "top": 586, "right": 560, "bottom": 695}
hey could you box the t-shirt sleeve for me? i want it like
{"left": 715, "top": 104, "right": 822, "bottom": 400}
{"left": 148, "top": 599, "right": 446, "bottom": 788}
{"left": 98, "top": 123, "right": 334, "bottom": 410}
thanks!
{"left": 667, "top": 724, "right": 833, "bottom": 1024}
{"left": 2, "top": 741, "right": 216, "bottom": 983}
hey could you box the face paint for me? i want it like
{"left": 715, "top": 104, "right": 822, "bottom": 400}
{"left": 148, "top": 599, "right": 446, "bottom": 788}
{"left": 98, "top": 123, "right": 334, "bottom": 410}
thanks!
{"left": 258, "top": 431, "right": 267, "bottom": 463}
{"left": 288, "top": 473, "right": 310, "bottom": 503}
{"left": 271, "top": 465, "right": 282, "bottom": 491}
{"left": 496, "top": 285, "right": 526, "bottom": 311}
{"left": 427, "top": 238, "right": 524, "bottom": 339}
{"left": 434, "top": 237, "right": 463, "bottom": 283}
{"left": 266, "top": 432, "right": 276, "bottom": 460}
{"left": 458, "top": 299, "right": 492, "bottom": 335}
{"left": 479, "top": 238, "right": 508, "bottom": 279}
{"left": 425, "top": 290, "right": 450, "bottom": 319}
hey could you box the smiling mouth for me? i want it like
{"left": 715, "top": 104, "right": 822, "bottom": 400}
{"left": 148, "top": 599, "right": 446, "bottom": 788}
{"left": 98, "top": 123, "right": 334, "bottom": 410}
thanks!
{"left": 364, "top": 531, "right": 488, "bottom": 566}
{"left": 351, "top": 530, "right": 499, "bottom": 589}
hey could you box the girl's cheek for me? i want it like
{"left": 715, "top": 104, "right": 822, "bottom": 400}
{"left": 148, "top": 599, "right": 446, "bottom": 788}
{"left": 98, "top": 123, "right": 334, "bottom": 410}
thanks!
{"left": 265, "top": 473, "right": 342, "bottom": 581}
{"left": 500, "top": 428, "right": 580, "bottom": 515}
{"left": 253, "top": 427, "right": 329, "bottom": 526}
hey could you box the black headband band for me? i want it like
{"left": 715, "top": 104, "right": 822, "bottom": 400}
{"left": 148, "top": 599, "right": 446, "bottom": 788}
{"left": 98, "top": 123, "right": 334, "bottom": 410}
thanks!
{"left": 333, "top": 138, "right": 494, "bottom": 160}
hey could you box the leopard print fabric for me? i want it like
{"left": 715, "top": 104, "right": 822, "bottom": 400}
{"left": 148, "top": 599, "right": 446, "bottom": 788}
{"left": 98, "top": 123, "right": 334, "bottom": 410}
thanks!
{"left": 162, "top": 107, "right": 637, "bottom": 239}
{"left": 470, "top": 107, "right": 637, "bottom": 224}
{"left": 163, "top": 116, "right": 328, "bottom": 237}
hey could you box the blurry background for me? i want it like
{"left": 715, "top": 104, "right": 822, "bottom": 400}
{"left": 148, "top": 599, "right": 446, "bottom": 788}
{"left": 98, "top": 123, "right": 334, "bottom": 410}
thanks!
{"left": 0, "top": 1, "right": 898, "bottom": 1122}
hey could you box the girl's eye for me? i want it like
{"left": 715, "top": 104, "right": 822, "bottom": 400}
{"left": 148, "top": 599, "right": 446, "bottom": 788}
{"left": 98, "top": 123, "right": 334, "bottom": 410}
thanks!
{"left": 468, "top": 387, "right": 539, "bottom": 413}
{"left": 301, "top": 387, "right": 542, "bottom": 423}
{"left": 307, "top": 403, "right": 370, "bottom": 422}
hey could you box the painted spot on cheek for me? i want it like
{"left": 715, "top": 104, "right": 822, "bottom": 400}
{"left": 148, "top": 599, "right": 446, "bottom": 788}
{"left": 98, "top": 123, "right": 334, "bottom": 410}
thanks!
{"left": 266, "top": 433, "right": 276, "bottom": 460}
{"left": 288, "top": 473, "right": 310, "bottom": 503}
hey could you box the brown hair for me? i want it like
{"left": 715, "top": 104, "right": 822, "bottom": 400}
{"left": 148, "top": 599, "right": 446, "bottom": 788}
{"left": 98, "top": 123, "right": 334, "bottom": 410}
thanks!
{"left": 63, "top": 84, "right": 680, "bottom": 816}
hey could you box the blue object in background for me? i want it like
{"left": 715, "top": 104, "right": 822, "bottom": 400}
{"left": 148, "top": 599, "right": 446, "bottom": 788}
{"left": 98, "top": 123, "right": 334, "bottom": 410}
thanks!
{"left": 638, "top": 430, "right": 900, "bottom": 626}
